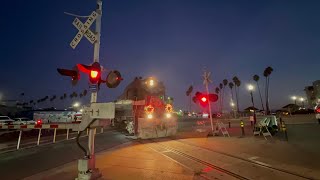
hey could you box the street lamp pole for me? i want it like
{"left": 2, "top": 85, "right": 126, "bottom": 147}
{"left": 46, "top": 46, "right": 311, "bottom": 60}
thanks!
{"left": 248, "top": 84, "right": 257, "bottom": 126}
{"left": 300, "top": 98, "right": 305, "bottom": 108}
{"left": 292, "top": 96, "right": 297, "bottom": 105}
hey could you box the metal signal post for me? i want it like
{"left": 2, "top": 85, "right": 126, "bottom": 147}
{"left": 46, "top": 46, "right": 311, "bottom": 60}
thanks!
{"left": 88, "top": 0, "right": 102, "bottom": 173}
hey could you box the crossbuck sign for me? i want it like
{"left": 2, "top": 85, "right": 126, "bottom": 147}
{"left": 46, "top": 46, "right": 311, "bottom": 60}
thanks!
{"left": 70, "top": 11, "right": 98, "bottom": 49}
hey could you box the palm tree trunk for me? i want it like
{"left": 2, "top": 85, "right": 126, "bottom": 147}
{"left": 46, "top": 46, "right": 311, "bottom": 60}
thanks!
{"left": 235, "top": 86, "right": 239, "bottom": 113}
{"left": 256, "top": 82, "right": 265, "bottom": 111}
{"left": 230, "top": 88, "right": 235, "bottom": 118}
{"left": 219, "top": 91, "right": 222, "bottom": 112}
{"left": 221, "top": 88, "right": 225, "bottom": 113}
{"left": 265, "top": 77, "right": 270, "bottom": 115}
{"left": 266, "top": 77, "right": 270, "bottom": 114}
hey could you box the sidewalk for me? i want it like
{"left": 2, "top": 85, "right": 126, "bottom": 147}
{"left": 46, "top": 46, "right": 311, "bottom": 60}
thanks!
{"left": 24, "top": 141, "right": 195, "bottom": 180}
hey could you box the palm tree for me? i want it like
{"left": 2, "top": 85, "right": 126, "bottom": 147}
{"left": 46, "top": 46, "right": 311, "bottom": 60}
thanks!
{"left": 222, "top": 79, "right": 228, "bottom": 112}
{"left": 219, "top": 83, "right": 223, "bottom": 112}
{"left": 215, "top": 87, "right": 221, "bottom": 112}
{"left": 253, "top": 75, "right": 264, "bottom": 112}
{"left": 228, "top": 82, "right": 234, "bottom": 103}
{"left": 232, "top": 76, "right": 241, "bottom": 113}
{"left": 263, "top": 67, "right": 274, "bottom": 114}
{"left": 228, "top": 82, "right": 235, "bottom": 117}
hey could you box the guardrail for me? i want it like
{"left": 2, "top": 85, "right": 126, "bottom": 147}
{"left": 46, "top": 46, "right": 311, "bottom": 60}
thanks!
{"left": 0, "top": 123, "right": 106, "bottom": 151}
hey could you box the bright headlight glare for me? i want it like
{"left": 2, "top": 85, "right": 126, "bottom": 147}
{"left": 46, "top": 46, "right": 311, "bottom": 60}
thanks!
{"left": 166, "top": 113, "right": 172, "bottom": 118}
{"left": 147, "top": 114, "right": 153, "bottom": 119}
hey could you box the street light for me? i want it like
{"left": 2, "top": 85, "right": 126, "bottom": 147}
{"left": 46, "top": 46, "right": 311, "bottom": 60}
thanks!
{"left": 73, "top": 102, "right": 80, "bottom": 107}
{"left": 247, "top": 84, "right": 254, "bottom": 91}
{"left": 291, "top": 96, "right": 297, "bottom": 105}
{"left": 300, "top": 97, "right": 305, "bottom": 108}
{"left": 230, "top": 102, "right": 235, "bottom": 107}
{"left": 247, "top": 84, "right": 256, "bottom": 126}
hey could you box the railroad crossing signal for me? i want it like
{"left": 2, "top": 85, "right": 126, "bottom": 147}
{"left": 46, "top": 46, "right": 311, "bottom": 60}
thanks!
{"left": 57, "top": 66, "right": 80, "bottom": 86}
{"left": 203, "top": 71, "right": 212, "bottom": 85}
{"left": 70, "top": 11, "right": 98, "bottom": 49}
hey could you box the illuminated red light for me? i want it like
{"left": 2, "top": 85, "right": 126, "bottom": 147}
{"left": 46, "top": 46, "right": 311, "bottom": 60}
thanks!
{"left": 316, "top": 108, "right": 320, "bottom": 113}
{"left": 90, "top": 70, "right": 99, "bottom": 78}
{"left": 201, "top": 97, "right": 207, "bottom": 102}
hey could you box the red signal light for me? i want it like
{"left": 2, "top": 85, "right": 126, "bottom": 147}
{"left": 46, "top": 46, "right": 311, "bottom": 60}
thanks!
{"left": 89, "top": 70, "right": 101, "bottom": 84}
{"left": 316, "top": 108, "right": 320, "bottom": 113}
{"left": 201, "top": 97, "right": 207, "bottom": 102}
{"left": 90, "top": 70, "right": 99, "bottom": 78}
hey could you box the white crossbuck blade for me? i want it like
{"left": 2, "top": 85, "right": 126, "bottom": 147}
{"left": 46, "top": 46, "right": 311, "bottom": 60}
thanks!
{"left": 203, "top": 71, "right": 212, "bottom": 84}
{"left": 70, "top": 11, "right": 98, "bottom": 49}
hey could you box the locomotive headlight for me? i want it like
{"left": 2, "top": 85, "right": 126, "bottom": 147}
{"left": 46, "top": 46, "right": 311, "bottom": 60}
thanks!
{"left": 166, "top": 113, "right": 172, "bottom": 118}
{"left": 147, "top": 114, "right": 153, "bottom": 119}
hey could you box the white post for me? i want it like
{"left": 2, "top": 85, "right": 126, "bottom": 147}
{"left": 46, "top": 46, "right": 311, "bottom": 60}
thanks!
{"left": 204, "top": 71, "right": 214, "bottom": 135}
{"left": 66, "top": 129, "right": 69, "bottom": 140}
{"left": 17, "top": 130, "right": 22, "bottom": 150}
{"left": 88, "top": 0, "right": 102, "bottom": 171}
{"left": 53, "top": 128, "right": 57, "bottom": 143}
{"left": 100, "top": 127, "right": 103, "bottom": 133}
{"left": 37, "top": 129, "right": 41, "bottom": 145}
{"left": 86, "top": 128, "right": 89, "bottom": 136}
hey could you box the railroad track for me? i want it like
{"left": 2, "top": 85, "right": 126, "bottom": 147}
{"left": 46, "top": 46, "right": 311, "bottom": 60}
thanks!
{"left": 139, "top": 139, "right": 248, "bottom": 180}
{"left": 173, "top": 138, "right": 315, "bottom": 180}
{"left": 139, "top": 138, "right": 315, "bottom": 180}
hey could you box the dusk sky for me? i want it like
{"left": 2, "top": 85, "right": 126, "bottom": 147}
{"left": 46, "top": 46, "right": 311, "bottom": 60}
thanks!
{"left": 1, "top": 0, "right": 320, "bottom": 111}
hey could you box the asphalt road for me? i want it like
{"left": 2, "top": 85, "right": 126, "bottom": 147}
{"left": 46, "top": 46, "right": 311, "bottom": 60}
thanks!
{"left": 0, "top": 130, "right": 131, "bottom": 180}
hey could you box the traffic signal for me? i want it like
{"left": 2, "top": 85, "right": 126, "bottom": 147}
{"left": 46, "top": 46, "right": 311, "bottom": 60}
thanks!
{"left": 58, "top": 62, "right": 122, "bottom": 89}
{"left": 77, "top": 62, "right": 101, "bottom": 84}
{"left": 57, "top": 66, "right": 80, "bottom": 86}
{"left": 208, "top": 93, "right": 218, "bottom": 102}
{"left": 192, "top": 92, "right": 219, "bottom": 107}
{"left": 89, "top": 62, "right": 101, "bottom": 84}
{"left": 105, "top": 70, "right": 122, "bottom": 88}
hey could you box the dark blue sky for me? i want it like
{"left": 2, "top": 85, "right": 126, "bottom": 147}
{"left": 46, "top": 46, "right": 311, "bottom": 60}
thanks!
{"left": 1, "top": 0, "right": 320, "bottom": 111}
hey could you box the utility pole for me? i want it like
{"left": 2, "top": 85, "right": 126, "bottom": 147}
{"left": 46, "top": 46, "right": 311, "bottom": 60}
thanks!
{"left": 88, "top": 0, "right": 102, "bottom": 172}
{"left": 203, "top": 70, "right": 214, "bottom": 135}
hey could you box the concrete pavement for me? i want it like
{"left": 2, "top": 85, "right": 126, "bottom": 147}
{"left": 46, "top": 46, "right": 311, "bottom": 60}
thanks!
{"left": 0, "top": 131, "right": 131, "bottom": 180}
{"left": 25, "top": 141, "right": 196, "bottom": 180}
{"left": 24, "top": 135, "right": 320, "bottom": 180}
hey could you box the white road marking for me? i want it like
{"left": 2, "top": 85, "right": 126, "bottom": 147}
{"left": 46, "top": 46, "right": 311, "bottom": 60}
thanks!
{"left": 248, "top": 156, "right": 271, "bottom": 167}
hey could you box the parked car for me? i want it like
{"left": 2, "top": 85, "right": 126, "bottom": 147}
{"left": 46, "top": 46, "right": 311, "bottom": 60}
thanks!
{"left": 13, "top": 117, "right": 36, "bottom": 125}
{"left": 0, "top": 116, "right": 15, "bottom": 125}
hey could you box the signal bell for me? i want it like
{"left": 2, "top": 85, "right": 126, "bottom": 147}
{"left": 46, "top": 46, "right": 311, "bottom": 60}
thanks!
{"left": 106, "top": 70, "right": 123, "bottom": 88}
